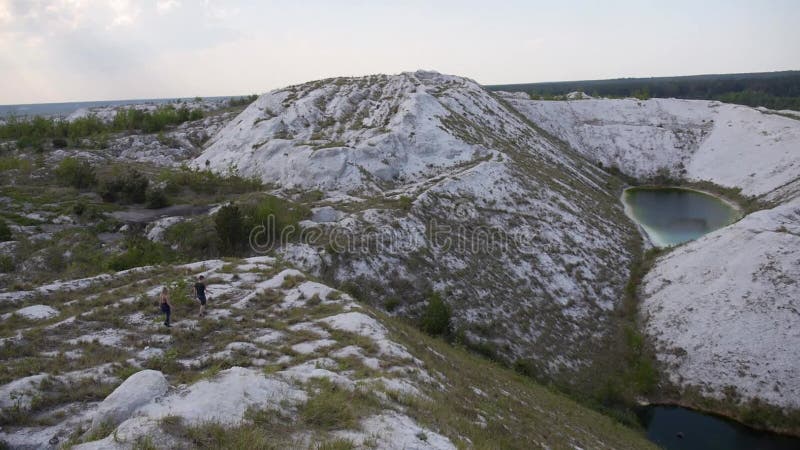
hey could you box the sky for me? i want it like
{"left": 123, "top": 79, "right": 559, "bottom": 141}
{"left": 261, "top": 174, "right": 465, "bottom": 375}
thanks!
{"left": 1, "top": 0, "right": 799, "bottom": 104}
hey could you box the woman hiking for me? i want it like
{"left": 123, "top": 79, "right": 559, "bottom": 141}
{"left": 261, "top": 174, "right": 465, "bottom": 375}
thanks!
{"left": 160, "top": 287, "right": 172, "bottom": 328}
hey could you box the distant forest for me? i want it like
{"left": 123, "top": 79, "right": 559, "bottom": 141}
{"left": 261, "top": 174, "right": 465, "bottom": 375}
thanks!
{"left": 485, "top": 71, "right": 800, "bottom": 111}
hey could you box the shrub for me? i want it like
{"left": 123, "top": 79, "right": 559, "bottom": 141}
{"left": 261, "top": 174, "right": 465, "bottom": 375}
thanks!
{"left": 384, "top": 297, "right": 401, "bottom": 312}
{"left": 227, "top": 94, "right": 259, "bottom": 107}
{"left": 0, "top": 219, "right": 11, "bottom": 241}
{"left": 0, "top": 255, "right": 13, "bottom": 272}
{"left": 72, "top": 200, "right": 86, "bottom": 216}
{"left": 420, "top": 292, "right": 451, "bottom": 336}
{"left": 51, "top": 138, "right": 68, "bottom": 148}
{"left": 160, "top": 166, "right": 262, "bottom": 196}
{"left": 54, "top": 157, "right": 96, "bottom": 189}
{"left": 164, "top": 219, "right": 219, "bottom": 258}
{"left": 145, "top": 187, "right": 170, "bottom": 209}
{"left": 99, "top": 168, "right": 149, "bottom": 204}
{"left": 243, "top": 195, "right": 308, "bottom": 246}
{"left": 0, "top": 156, "right": 32, "bottom": 173}
{"left": 107, "top": 237, "right": 172, "bottom": 271}
{"left": 214, "top": 204, "right": 246, "bottom": 255}
{"left": 398, "top": 195, "right": 413, "bottom": 210}
{"left": 112, "top": 105, "right": 204, "bottom": 133}
{"left": 300, "top": 383, "right": 356, "bottom": 430}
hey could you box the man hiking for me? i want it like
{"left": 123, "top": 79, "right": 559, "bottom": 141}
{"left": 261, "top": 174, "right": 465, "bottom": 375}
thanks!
{"left": 160, "top": 287, "right": 172, "bottom": 327}
{"left": 193, "top": 275, "right": 211, "bottom": 316}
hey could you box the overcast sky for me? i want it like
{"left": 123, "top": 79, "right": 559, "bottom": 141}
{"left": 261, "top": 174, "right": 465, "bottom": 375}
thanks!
{"left": 1, "top": 0, "right": 799, "bottom": 104}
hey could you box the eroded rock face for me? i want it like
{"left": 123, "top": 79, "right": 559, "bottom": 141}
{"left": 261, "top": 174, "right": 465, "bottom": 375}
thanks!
{"left": 90, "top": 370, "right": 169, "bottom": 431}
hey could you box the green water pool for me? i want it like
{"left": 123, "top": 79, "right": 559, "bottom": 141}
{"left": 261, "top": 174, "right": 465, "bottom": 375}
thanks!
{"left": 622, "top": 187, "right": 741, "bottom": 247}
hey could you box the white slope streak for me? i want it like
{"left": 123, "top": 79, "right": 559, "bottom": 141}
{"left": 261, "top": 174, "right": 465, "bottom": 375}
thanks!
{"left": 642, "top": 197, "right": 800, "bottom": 408}
{"left": 500, "top": 94, "right": 800, "bottom": 200}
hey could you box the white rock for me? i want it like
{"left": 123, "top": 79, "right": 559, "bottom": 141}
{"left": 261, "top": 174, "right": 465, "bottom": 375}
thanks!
{"left": 0, "top": 374, "right": 48, "bottom": 409}
{"left": 11, "top": 304, "right": 59, "bottom": 320}
{"left": 336, "top": 412, "right": 456, "bottom": 450}
{"left": 90, "top": 370, "right": 169, "bottom": 431}
{"left": 291, "top": 338, "right": 337, "bottom": 355}
{"left": 138, "top": 367, "right": 306, "bottom": 424}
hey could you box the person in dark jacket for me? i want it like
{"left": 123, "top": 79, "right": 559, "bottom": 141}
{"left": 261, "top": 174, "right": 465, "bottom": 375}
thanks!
{"left": 160, "top": 287, "right": 172, "bottom": 327}
{"left": 193, "top": 275, "right": 211, "bottom": 317}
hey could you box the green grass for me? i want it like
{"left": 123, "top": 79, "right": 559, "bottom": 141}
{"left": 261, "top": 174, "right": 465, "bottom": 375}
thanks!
{"left": 380, "top": 312, "right": 658, "bottom": 449}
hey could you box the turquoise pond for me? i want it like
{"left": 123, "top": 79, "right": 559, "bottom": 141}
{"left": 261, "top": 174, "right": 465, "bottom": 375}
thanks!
{"left": 622, "top": 187, "right": 741, "bottom": 247}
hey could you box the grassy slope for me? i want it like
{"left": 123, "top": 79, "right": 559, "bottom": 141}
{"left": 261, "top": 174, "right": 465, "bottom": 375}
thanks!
{"left": 0, "top": 257, "right": 657, "bottom": 450}
{"left": 382, "top": 314, "right": 658, "bottom": 449}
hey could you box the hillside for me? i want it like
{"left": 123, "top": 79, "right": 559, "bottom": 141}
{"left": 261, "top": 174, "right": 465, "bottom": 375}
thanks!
{"left": 501, "top": 92, "right": 800, "bottom": 430}
{"left": 0, "top": 257, "right": 656, "bottom": 449}
{"left": 642, "top": 197, "right": 800, "bottom": 411}
{"left": 194, "top": 71, "right": 639, "bottom": 383}
{"left": 498, "top": 93, "right": 800, "bottom": 202}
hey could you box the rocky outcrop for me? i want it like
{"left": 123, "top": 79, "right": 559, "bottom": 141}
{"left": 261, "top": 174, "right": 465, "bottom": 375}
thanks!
{"left": 90, "top": 370, "right": 169, "bottom": 431}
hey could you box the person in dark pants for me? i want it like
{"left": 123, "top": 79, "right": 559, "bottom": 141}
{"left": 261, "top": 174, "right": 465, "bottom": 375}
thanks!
{"left": 160, "top": 287, "right": 172, "bottom": 327}
{"left": 193, "top": 275, "right": 210, "bottom": 317}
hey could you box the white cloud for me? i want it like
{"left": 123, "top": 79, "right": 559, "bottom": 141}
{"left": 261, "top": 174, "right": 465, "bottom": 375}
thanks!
{"left": 203, "top": 0, "right": 239, "bottom": 21}
{"left": 107, "top": 0, "right": 140, "bottom": 28}
{"left": 0, "top": 0, "right": 11, "bottom": 25}
{"left": 156, "top": 0, "right": 180, "bottom": 15}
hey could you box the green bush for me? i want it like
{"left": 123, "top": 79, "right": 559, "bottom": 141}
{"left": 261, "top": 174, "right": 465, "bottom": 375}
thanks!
{"left": 398, "top": 195, "right": 413, "bottom": 210}
{"left": 54, "top": 157, "right": 96, "bottom": 189}
{"left": 0, "top": 219, "right": 12, "bottom": 241}
{"left": 145, "top": 187, "right": 170, "bottom": 209}
{"left": 227, "top": 95, "right": 259, "bottom": 107}
{"left": 0, "top": 255, "right": 13, "bottom": 272}
{"left": 112, "top": 105, "right": 204, "bottom": 133}
{"left": 107, "top": 237, "right": 172, "bottom": 271}
{"left": 164, "top": 219, "right": 219, "bottom": 258}
{"left": 160, "top": 166, "right": 262, "bottom": 197}
{"left": 0, "top": 156, "right": 32, "bottom": 173}
{"left": 243, "top": 195, "right": 308, "bottom": 245}
{"left": 214, "top": 204, "right": 247, "bottom": 255}
{"left": 420, "top": 292, "right": 451, "bottom": 336}
{"left": 99, "top": 168, "right": 149, "bottom": 204}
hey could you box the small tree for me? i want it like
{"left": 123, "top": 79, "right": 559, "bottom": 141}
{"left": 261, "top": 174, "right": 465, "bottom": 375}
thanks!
{"left": 420, "top": 292, "right": 451, "bottom": 336}
{"left": 55, "top": 157, "right": 97, "bottom": 189}
{"left": 145, "top": 187, "right": 170, "bottom": 209}
{"left": 215, "top": 203, "right": 246, "bottom": 255}
{"left": 98, "top": 168, "right": 149, "bottom": 204}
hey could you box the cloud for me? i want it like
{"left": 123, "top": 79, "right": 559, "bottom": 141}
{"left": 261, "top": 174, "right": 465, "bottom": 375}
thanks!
{"left": 203, "top": 0, "right": 239, "bottom": 21}
{"left": 107, "top": 0, "right": 140, "bottom": 28}
{"left": 0, "top": 1, "right": 10, "bottom": 24}
{"left": 156, "top": 0, "right": 180, "bottom": 15}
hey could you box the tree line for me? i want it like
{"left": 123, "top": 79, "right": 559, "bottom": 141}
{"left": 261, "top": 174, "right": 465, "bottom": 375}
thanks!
{"left": 486, "top": 70, "right": 800, "bottom": 111}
